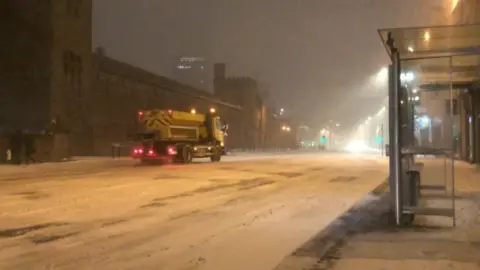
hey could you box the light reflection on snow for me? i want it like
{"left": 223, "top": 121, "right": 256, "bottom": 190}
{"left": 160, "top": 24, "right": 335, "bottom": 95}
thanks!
{"left": 344, "top": 140, "right": 368, "bottom": 153}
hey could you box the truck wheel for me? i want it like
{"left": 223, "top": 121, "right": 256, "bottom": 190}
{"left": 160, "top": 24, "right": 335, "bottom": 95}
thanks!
{"left": 182, "top": 145, "right": 193, "bottom": 164}
{"left": 210, "top": 152, "right": 221, "bottom": 162}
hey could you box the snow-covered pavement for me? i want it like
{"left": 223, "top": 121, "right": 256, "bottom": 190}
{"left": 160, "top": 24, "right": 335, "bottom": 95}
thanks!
{"left": 0, "top": 153, "right": 388, "bottom": 270}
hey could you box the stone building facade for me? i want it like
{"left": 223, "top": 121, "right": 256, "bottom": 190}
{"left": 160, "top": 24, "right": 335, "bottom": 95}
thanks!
{"left": 0, "top": 0, "right": 94, "bottom": 157}
{"left": 0, "top": 0, "right": 297, "bottom": 158}
{"left": 213, "top": 63, "right": 297, "bottom": 150}
{"left": 214, "top": 64, "right": 264, "bottom": 149}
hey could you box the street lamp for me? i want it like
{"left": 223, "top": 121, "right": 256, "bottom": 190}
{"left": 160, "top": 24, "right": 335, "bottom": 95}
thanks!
{"left": 282, "top": 125, "right": 291, "bottom": 132}
{"left": 424, "top": 31, "right": 430, "bottom": 41}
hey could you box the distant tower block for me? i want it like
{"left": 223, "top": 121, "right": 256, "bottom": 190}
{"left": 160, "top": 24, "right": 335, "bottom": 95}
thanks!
{"left": 214, "top": 63, "right": 226, "bottom": 80}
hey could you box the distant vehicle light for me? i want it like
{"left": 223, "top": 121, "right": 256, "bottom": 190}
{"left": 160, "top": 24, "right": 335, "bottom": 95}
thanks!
{"left": 210, "top": 108, "right": 216, "bottom": 113}
{"left": 191, "top": 108, "right": 196, "bottom": 114}
{"left": 168, "top": 109, "right": 173, "bottom": 115}
{"left": 132, "top": 148, "right": 143, "bottom": 156}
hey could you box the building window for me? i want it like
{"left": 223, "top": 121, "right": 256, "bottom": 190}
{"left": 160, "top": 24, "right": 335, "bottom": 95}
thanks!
{"left": 63, "top": 50, "right": 83, "bottom": 96}
{"left": 67, "top": 0, "right": 81, "bottom": 17}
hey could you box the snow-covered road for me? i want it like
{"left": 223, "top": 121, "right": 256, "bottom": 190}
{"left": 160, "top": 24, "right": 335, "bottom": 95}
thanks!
{"left": 0, "top": 153, "right": 388, "bottom": 270}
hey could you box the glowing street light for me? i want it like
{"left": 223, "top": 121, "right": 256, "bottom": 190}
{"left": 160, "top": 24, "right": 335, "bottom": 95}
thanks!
{"left": 412, "top": 88, "right": 418, "bottom": 94}
{"left": 400, "top": 72, "right": 415, "bottom": 82}
{"left": 424, "top": 31, "right": 431, "bottom": 41}
{"left": 282, "top": 125, "right": 291, "bottom": 132}
{"left": 407, "top": 46, "right": 414, "bottom": 52}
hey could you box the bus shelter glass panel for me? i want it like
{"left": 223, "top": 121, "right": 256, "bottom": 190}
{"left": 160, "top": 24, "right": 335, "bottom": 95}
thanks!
{"left": 401, "top": 55, "right": 461, "bottom": 225}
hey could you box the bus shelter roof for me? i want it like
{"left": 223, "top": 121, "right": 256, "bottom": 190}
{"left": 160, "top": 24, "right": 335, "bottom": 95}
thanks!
{"left": 378, "top": 24, "right": 480, "bottom": 89}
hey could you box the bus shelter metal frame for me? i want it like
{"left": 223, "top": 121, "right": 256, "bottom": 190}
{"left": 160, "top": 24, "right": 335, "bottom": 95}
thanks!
{"left": 378, "top": 24, "right": 480, "bottom": 226}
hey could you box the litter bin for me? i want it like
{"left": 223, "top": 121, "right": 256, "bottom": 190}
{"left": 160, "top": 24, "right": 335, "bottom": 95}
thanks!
{"left": 111, "top": 143, "right": 121, "bottom": 159}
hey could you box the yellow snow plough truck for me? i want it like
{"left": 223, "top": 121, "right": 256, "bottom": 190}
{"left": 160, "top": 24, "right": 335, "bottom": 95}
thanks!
{"left": 131, "top": 108, "right": 227, "bottom": 164}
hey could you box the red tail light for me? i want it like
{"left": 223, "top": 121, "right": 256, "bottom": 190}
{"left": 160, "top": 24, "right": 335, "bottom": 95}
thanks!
{"left": 167, "top": 109, "right": 173, "bottom": 115}
{"left": 147, "top": 149, "right": 156, "bottom": 156}
{"left": 167, "top": 146, "right": 177, "bottom": 155}
{"left": 132, "top": 148, "right": 144, "bottom": 155}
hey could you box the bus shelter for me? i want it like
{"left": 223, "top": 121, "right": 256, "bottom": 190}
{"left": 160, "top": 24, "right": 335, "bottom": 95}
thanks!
{"left": 377, "top": 24, "right": 480, "bottom": 226}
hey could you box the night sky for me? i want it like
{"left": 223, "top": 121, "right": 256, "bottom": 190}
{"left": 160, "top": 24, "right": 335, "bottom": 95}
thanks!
{"left": 92, "top": 0, "right": 445, "bottom": 129}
